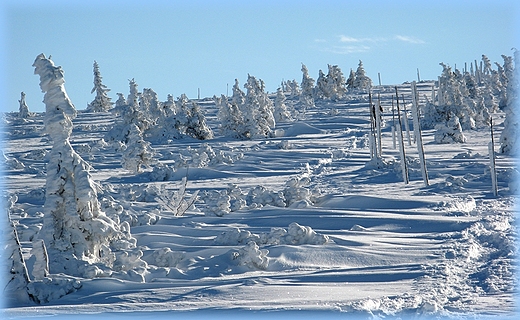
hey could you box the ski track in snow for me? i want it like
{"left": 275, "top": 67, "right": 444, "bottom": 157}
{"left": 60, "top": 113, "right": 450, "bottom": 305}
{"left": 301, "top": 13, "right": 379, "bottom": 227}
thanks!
{"left": 2, "top": 82, "right": 517, "bottom": 319}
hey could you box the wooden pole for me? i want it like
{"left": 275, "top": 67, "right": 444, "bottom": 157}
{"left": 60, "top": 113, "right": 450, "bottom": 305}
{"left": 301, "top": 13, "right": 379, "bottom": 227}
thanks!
{"left": 395, "top": 87, "right": 409, "bottom": 184}
{"left": 376, "top": 93, "right": 383, "bottom": 156}
{"left": 411, "top": 81, "right": 429, "bottom": 186}
{"left": 489, "top": 118, "right": 498, "bottom": 196}
{"left": 391, "top": 96, "right": 396, "bottom": 149}
{"left": 401, "top": 94, "right": 412, "bottom": 146}
{"left": 368, "top": 91, "right": 377, "bottom": 159}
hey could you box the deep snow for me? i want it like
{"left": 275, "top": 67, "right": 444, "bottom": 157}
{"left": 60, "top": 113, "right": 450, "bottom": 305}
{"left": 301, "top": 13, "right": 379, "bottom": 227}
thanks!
{"left": 1, "top": 82, "right": 517, "bottom": 319}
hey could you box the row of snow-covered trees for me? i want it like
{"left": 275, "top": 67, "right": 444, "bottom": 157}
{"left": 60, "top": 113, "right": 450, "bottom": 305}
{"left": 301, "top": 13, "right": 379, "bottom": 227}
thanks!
{"left": 91, "top": 59, "right": 372, "bottom": 171}
{"left": 421, "top": 52, "right": 517, "bottom": 154}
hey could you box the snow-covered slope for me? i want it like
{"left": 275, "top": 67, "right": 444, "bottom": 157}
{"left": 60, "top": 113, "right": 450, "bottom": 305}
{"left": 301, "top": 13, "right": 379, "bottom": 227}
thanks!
{"left": 2, "top": 82, "right": 517, "bottom": 319}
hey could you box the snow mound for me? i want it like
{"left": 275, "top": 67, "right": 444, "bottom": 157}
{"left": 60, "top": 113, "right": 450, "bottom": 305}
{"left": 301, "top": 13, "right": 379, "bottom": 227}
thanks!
{"left": 283, "top": 122, "right": 323, "bottom": 136}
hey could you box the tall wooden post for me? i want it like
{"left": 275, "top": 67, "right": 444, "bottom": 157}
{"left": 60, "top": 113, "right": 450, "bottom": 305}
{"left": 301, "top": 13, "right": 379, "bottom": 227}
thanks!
{"left": 395, "top": 87, "right": 409, "bottom": 184}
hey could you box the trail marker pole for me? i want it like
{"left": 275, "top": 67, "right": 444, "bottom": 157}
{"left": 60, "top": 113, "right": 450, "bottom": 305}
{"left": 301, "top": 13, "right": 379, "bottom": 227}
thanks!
{"left": 395, "top": 87, "right": 409, "bottom": 184}
{"left": 489, "top": 118, "right": 498, "bottom": 197}
{"left": 401, "top": 94, "right": 412, "bottom": 146}
{"left": 411, "top": 81, "right": 429, "bottom": 186}
{"left": 391, "top": 96, "right": 396, "bottom": 149}
{"left": 375, "top": 93, "right": 383, "bottom": 157}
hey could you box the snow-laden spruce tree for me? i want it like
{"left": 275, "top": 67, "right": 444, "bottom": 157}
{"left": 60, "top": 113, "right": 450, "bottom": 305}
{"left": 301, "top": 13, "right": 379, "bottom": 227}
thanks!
{"left": 315, "top": 69, "right": 328, "bottom": 100}
{"left": 300, "top": 63, "right": 315, "bottom": 109}
{"left": 346, "top": 69, "right": 356, "bottom": 90}
{"left": 274, "top": 87, "right": 292, "bottom": 122}
{"left": 285, "top": 79, "right": 300, "bottom": 98}
{"left": 122, "top": 123, "right": 155, "bottom": 172}
{"left": 106, "top": 79, "right": 151, "bottom": 146}
{"left": 86, "top": 61, "right": 113, "bottom": 112}
{"left": 185, "top": 101, "right": 214, "bottom": 140}
{"left": 33, "top": 54, "right": 142, "bottom": 277}
{"left": 140, "top": 88, "right": 164, "bottom": 126}
{"left": 231, "top": 78, "right": 246, "bottom": 107}
{"left": 500, "top": 49, "right": 519, "bottom": 154}
{"left": 18, "top": 92, "right": 30, "bottom": 119}
{"left": 351, "top": 60, "right": 372, "bottom": 91}
{"left": 242, "top": 74, "right": 276, "bottom": 138}
{"left": 325, "top": 64, "right": 347, "bottom": 100}
{"left": 215, "top": 94, "right": 245, "bottom": 138}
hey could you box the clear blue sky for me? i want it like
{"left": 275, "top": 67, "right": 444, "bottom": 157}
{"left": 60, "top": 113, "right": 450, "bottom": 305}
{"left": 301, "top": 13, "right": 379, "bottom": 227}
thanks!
{"left": 1, "top": 0, "right": 519, "bottom": 113}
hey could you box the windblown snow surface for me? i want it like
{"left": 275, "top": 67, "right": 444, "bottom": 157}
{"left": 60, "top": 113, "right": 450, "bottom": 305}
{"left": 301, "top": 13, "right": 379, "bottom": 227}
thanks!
{"left": 2, "top": 82, "right": 518, "bottom": 319}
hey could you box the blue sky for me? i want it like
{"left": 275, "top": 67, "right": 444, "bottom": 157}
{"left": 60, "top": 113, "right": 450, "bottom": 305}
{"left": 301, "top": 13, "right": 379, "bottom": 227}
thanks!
{"left": 1, "top": 0, "right": 519, "bottom": 113}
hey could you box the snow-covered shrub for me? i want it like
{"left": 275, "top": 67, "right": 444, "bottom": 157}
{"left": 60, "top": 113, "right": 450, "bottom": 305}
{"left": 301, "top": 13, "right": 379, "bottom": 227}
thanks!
{"left": 148, "top": 163, "right": 176, "bottom": 181}
{"left": 202, "top": 176, "right": 320, "bottom": 216}
{"left": 215, "top": 222, "right": 330, "bottom": 246}
{"left": 150, "top": 248, "right": 185, "bottom": 268}
{"left": 86, "top": 61, "right": 113, "bottom": 112}
{"left": 2, "top": 150, "right": 25, "bottom": 170}
{"left": 230, "top": 241, "right": 269, "bottom": 270}
{"left": 26, "top": 276, "right": 82, "bottom": 304}
{"left": 434, "top": 115, "right": 467, "bottom": 143}
{"left": 282, "top": 222, "right": 330, "bottom": 245}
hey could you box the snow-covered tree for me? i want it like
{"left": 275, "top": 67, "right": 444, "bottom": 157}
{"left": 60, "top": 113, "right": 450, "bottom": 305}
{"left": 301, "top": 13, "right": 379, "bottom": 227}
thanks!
{"left": 231, "top": 78, "right": 246, "bottom": 107}
{"left": 274, "top": 87, "right": 292, "bottom": 122}
{"left": 115, "top": 93, "right": 127, "bottom": 109}
{"left": 346, "top": 69, "right": 356, "bottom": 89}
{"left": 285, "top": 79, "right": 300, "bottom": 98}
{"left": 86, "top": 61, "right": 113, "bottom": 112}
{"left": 5, "top": 211, "right": 32, "bottom": 304}
{"left": 500, "top": 49, "right": 519, "bottom": 154}
{"left": 216, "top": 75, "right": 275, "bottom": 139}
{"left": 315, "top": 69, "right": 328, "bottom": 100}
{"left": 300, "top": 63, "right": 315, "bottom": 108}
{"left": 122, "top": 123, "right": 155, "bottom": 172}
{"left": 33, "top": 53, "right": 140, "bottom": 276}
{"left": 352, "top": 60, "right": 372, "bottom": 91}
{"left": 185, "top": 101, "right": 214, "bottom": 140}
{"left": 316, "top": 64, "right": 347, "bottom": 100}
{"left": 215, "top": 94, "right": 245, "bottom": 138}
{"left": 242, "top": 74, "right": 276, "bottom": 138}
{"left": 106, "top": 79, "right": 150, "bottom": 146}
{"left": 140, "top": 88, "right": 163, "bottom": 125}
{"left": 18, "top": 92, "right": 30, "bottom": 119}
{"left": 434, "top": 113, "right": 467, "bottom": 144}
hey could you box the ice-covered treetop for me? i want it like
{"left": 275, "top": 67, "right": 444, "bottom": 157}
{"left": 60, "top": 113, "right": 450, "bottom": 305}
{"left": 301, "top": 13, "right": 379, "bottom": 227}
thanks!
{"left": 33, "top": 53, "right": 77, "bottom": 138}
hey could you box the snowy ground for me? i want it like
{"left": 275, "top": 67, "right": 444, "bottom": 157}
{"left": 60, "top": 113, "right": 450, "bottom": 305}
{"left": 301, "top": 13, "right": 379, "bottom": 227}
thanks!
{"left": 2, "top": 82, "right": 517, "bottom": 319}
